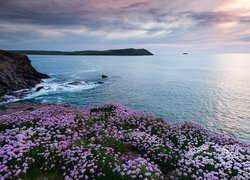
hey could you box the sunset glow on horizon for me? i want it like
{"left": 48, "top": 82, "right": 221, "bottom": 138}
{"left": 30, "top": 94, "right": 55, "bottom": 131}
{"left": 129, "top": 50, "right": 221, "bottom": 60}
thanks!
{"left": 0, "top": 0, "right": 250, "bottom": 52}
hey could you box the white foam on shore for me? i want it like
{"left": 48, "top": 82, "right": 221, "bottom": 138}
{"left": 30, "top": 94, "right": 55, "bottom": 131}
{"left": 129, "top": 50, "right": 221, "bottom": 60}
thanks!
{"left": 0, "top": 79, "right": 100, "bottom": 105}
{"left": 0, "top": 95, "right": 22, "bottom": 105}
{"left": 32, "top": 81, "right": 98, "bottom": 96}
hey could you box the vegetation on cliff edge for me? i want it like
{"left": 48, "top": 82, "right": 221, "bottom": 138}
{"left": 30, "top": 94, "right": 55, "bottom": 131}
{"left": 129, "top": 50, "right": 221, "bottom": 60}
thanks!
{"left": 0, "top": 103, "right": 249, "bottom": 179}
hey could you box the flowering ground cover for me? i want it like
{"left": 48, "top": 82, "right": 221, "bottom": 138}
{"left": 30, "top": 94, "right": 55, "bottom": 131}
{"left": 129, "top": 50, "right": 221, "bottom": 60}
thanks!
{"left": 0, "top": 103, "right": 249, "bottom": 179}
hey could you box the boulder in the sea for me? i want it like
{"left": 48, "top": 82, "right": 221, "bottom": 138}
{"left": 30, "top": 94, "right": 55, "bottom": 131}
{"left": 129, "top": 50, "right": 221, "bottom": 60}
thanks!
{"left": 36, "top": 86, "right": 44, "bottom": 92}
{"left": 101, "top": 75, "right": 108, "bottom": 79}
{"left": 95, "top": 81, "right": 104, "bottom": 84}
{"left": 35, "top": 86, "right": 51, "bottom": 92}
{"left": 67, "top": 81, "right": 82, "bottom": 86}
{"left": 0, "top": 50, "right": 50, "bottom": 96}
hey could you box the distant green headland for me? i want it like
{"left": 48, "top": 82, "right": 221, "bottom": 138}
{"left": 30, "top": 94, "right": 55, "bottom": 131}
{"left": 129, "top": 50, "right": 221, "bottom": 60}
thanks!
{"left": 11, "top": 48, "right": 153, "bottom": 56}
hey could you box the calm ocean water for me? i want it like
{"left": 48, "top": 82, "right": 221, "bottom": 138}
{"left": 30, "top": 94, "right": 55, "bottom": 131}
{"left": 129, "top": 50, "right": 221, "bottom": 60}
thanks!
{"left": 7, "top": 54, "right": 250, "bottom": 142}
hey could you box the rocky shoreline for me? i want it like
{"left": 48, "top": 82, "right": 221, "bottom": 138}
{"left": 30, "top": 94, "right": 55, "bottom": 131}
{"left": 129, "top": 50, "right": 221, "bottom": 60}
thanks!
{"left": 0, "top": 50, "right": 50, "bottom": 97}
{"left": 0, "top": 102, "right": 48, "bottom": 115}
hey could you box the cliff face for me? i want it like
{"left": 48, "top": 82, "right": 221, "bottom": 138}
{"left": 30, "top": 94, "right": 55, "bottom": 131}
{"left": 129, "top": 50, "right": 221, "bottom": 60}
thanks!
{"left": 0, "top": 50, "right": 50, "bottom": 96}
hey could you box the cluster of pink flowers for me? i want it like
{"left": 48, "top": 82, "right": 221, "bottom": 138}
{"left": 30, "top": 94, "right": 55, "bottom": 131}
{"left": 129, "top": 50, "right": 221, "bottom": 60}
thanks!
{"left": 176, "top": 142, "right": 250, "bottom": 179}
{"left": 126, "top": 130, "right": 177, "bottom": 168}
{"left": 0, "top": 103, "right": 249, "bottom": 179}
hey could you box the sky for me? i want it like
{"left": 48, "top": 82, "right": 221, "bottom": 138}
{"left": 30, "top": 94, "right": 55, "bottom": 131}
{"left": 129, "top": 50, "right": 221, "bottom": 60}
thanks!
{"left": 0, "top": 0, "right": 250, "bottom": 53}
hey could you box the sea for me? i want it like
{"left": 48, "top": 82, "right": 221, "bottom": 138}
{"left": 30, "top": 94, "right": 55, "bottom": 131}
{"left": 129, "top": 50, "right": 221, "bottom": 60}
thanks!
{"left": 1, "top": 53, "right": 250, "bottom": 142}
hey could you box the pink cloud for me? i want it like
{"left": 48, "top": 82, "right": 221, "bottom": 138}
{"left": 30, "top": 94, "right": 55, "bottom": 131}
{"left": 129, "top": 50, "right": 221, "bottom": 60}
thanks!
{"left": 0, "top": 0, "right": 250, "bottom": 51}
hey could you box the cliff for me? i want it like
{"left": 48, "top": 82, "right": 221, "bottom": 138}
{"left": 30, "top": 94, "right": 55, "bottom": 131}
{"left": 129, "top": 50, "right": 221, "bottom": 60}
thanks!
{"left": 0, "top": 50, "right": 50, "bottom": 96}
{"left": 12, "top": 48, "right": 154, "bottom": 56}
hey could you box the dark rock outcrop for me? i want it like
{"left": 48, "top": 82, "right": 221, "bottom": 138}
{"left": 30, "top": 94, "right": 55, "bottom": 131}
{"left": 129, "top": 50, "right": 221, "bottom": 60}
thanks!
{"left": 67, "top": 81, "right": 82, "bottom": 86}
{"left": 0, "top": 102, "right": 47, "bottom": 115}
{"left": 0, "top": 50, "right": 50, "bottom": 96}
{"left": 95, "top": 81, "right": 104, "bottom": 84}
{"left": 35, "top": 86, "right": 44, "bottom": 92}
{"left": 35, "top": 86, "right": 51, "bottom": 92}
{"left": 101, "top": 75, "right": 108, "bottom": 79}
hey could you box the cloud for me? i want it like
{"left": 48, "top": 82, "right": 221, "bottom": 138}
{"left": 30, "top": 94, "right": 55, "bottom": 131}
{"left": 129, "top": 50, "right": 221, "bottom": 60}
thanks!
{"left": 0, "top": 0, "right": 250, "bottom": 51}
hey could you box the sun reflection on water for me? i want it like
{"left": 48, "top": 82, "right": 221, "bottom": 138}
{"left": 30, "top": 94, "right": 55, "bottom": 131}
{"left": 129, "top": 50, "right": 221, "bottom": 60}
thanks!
{"left": 204, "top": 54, "right": 250, "bottom": 141}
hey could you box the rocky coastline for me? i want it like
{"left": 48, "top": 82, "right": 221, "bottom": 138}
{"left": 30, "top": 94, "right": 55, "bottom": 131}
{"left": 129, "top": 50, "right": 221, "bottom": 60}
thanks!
{"left": 0, "top": 102, "right": 49, "bottom": 115}
{"left": 0, "top": 50, "right": 50, "bottom": 97}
